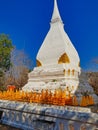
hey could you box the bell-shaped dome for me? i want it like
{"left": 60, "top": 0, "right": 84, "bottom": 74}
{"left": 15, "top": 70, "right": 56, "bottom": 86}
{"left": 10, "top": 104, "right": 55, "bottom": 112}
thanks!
{"left": 37, "top": 0, "right": 80, "bottom": 68}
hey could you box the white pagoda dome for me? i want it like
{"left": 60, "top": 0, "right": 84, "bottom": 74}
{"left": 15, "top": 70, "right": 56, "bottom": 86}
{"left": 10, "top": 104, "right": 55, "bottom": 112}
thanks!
{"left": 23, "top": 0, "right": 81, "bottom": 92}
{"left": 37, "top": 0, "right": 80, "bottom": 71}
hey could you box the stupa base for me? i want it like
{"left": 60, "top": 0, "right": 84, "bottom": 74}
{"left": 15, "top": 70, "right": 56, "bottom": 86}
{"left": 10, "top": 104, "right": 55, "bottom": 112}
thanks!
{"left": 22, "top": 65, "right": 98, "bottom": 103}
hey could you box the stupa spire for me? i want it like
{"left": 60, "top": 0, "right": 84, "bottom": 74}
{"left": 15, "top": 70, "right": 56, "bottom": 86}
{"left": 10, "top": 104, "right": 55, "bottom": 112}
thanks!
{"left": 51, "top": 0, "right": 63, "bottom": 23}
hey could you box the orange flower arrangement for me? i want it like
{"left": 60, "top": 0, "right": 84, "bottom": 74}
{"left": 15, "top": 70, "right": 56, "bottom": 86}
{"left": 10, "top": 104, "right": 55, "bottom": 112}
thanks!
{"left": 7, "top": 85, "right": 16, "bottom": 91}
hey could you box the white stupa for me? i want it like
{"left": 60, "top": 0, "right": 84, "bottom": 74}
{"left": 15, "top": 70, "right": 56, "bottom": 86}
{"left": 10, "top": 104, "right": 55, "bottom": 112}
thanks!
{"left": 23, "top": 0, "right": 80, "bottom": 92}
{"left": 23, "top": 0, "right": 98, "bottom": 103}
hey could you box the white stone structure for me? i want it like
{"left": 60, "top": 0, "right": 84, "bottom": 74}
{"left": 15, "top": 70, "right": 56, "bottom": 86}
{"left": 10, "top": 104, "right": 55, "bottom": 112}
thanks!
{"left": 23, "top": 0, "right": 98, "bottom": 103}
{"left": 23, "top": 0, "right": 81, "bottom": 92}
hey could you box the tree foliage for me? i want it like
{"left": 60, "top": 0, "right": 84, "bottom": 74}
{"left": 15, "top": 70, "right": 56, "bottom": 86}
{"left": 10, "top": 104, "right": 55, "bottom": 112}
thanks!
{"left": 0, "top": 34, "right": 33, "bottom": 90}
{"left": 0, "top": 34, "right": 13, "bottom": 89}
{"left": 0, "top": 34, "right": 13, "bottom": 72}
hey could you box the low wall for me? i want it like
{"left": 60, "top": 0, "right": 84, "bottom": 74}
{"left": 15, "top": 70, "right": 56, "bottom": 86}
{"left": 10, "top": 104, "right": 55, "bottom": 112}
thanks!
{"left": 0, "top": 100, "right": 98, "bottom": 130}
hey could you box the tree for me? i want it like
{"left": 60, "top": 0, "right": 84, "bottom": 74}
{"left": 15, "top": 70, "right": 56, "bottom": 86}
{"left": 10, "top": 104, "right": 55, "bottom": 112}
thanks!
{"left": 0, "top": 34, "right": 13, "bottom": 72}
{"left": 5, "top": 49, "right": 33, "bottom": 89}
{"left": 88, "top": 72, "right": 98, "bottom": 95}
{"left": 0, "top": 34, "right": 13, "bottom": 88}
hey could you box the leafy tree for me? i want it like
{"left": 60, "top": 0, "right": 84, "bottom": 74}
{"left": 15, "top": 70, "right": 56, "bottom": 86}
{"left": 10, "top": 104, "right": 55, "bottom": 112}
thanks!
{"left": 0, "top": 34, "right": 13, "bottom": 89}
{"left": 0, "top": 34, "right": 13, "bottom": 72}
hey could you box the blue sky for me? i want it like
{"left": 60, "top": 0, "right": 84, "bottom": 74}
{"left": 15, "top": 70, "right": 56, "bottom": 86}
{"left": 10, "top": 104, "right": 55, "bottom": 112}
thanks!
{"left": 0, "top": 0, "right": 98, "bottom": 71}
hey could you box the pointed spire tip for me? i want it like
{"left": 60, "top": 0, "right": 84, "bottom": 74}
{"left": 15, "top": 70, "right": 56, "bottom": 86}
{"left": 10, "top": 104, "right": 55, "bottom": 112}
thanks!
{"left": 51, "top": 0, "right": 63, "bottom": 24}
